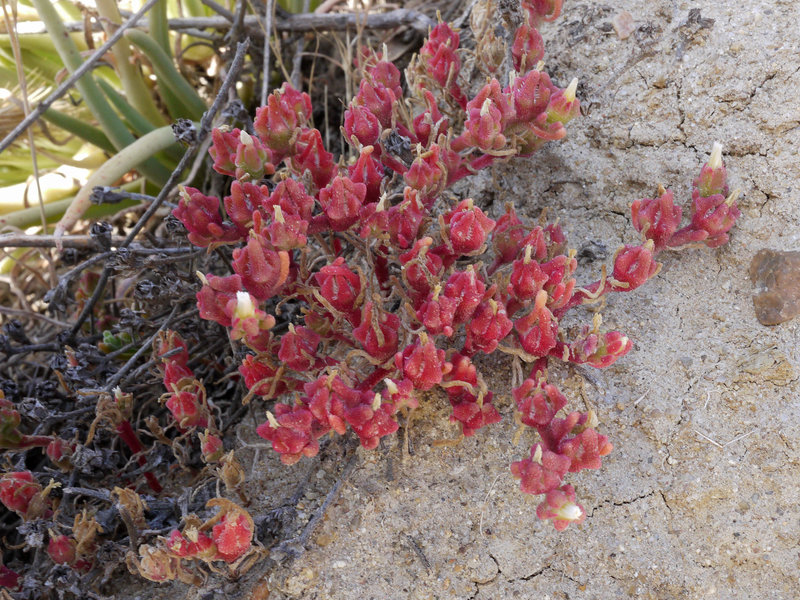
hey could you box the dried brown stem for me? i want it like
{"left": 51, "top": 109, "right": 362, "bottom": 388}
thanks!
{"left": 0, "top": 234, "right": 128, "bottom": 250}
{"left": 138, "top": 9, "right": 435, "bottom": 36}
{"left": 261, "top": 0, "right": 275, "bottom": 105}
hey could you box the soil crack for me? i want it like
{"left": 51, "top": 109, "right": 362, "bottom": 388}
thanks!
{"left": 467, "top": 552, "right": 502, "bottom": 599}
{"left": 589, "top": 490, "right": 656, "bottom": 517}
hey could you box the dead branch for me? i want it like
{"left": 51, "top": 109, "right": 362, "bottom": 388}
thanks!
{"left": 0, "top": 234, "right": 144, "bottom": 250}
{"left": 12, "top": 8, "right": 435, "bottom": 37}
{"left": 0, "top": 233, "right": 203, "bottom": 257}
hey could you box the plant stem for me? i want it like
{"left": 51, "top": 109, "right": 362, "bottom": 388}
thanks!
{"left": 41, "top": 109, "right": 115, "bottom": 153}
{"left": 0, "top": 185, "right": 140, "bottom": 231}
{"left": 120, "top": 40, "right": 250, "bottom": 247}
{"left": 30, "top": 0, "right": 131, "bottom": 151}
{"left": 17, "top": 434, "right": 54, "bottom": 449}
{"left": 96, "top": 79, "right": 183, "bottom": 162}
{"left": 357, "top": 367, "right": 393, "bottom": 392}
{"left": 149, "top": 0, "right": 171, "bottom": 57}
{"left": 115, "top": 420, "right": 163, "bottom": 493}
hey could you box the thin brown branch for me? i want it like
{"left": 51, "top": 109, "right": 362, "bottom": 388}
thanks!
{"left": 0, "top": 234, "right": 127, "bottom": 250}
{"left": 261, "top": 0, "right": 275, "bottom": 105}
{"left": 0, "top": 306, "right": 71, "bottom": 328}
{"left": 0, "top": 233, "right": 197, "bottom": 253}
{"left": 290, "top": 0, "right": 311, "bottom": 91}
{"left": 202, "top": 8, "right": 436, "bottom": 34}
{"left": 103, "top": 305, "right": 180, "bottom": 392}
{"left": 271, "top": 442, "right": 358, "bottom": 561}
{"left": 12, "top": 9, "right": 436, "bottom": 37}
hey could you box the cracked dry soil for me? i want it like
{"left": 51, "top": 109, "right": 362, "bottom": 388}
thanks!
{"left": 138, "top": 1, "right": 799, "bottom": 599}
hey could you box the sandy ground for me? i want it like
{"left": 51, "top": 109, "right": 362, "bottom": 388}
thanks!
{"left": 126, "top": 1, "right": 800, "bottom": 598}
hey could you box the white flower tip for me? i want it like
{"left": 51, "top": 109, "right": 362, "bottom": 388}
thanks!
{"left": 384, "top": 378, "right": 398, "bottom": 395}
{"left": 709, "top": 142, "right": 723, "bottom": 170}
{"left": 239, "top": 129, "right": 253, "bottom": 146}
{"left": 235, "top": 291, "right": 255, "bottom": 319}
{"left": 523, "top": 244, "right": 533, "bottom": 263}
{"left": 564, "top": 78, "right": 579, "bottom": 102}
{"left": 558, "top": 503, "right": 584, "bottom": 521}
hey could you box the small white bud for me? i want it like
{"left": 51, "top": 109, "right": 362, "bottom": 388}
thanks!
{"left": 384, "top": 378, "right": 399, "bottom": 395}
{"left": 564, "top": 78, "right": 578, "bottom": 103}
{"left": 708, "top": 142, "right": 723, "bottom": 170}
{"left": 523, "top": 244, "right": 533, "bottom": 264}
{"left": 234, "top": 291, "right": 255, "bottom": 320}
{"left": 557, "top": 502, "right": 584, "bottom": 522}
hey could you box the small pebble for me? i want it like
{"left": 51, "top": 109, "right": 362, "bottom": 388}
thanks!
{"left": 613, "top": 11, "right": 635, "bottom": 39}
{"left": 749, "top": 249, "right": 800, "bottom": 325}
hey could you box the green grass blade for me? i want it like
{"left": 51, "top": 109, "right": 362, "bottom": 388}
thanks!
{"left": 96, "top": 78, "right": 159, "bottom": 138}
{"left": 42, "top": 109, "right": 115, "bottom": 153}
{"left": 32, "top": 0, "right": 132, "bottom": 149}
{"left": 150, "top": 0, "right": 171, "bottom": 56}
{"left": 97, "top": 79, "right": 184, "bottom": 163}
{"left": 95, "top": 0, "right": 166, "bottom": 127}
{"left": 125, "top": 29, "right": 207, "bottom": 122}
